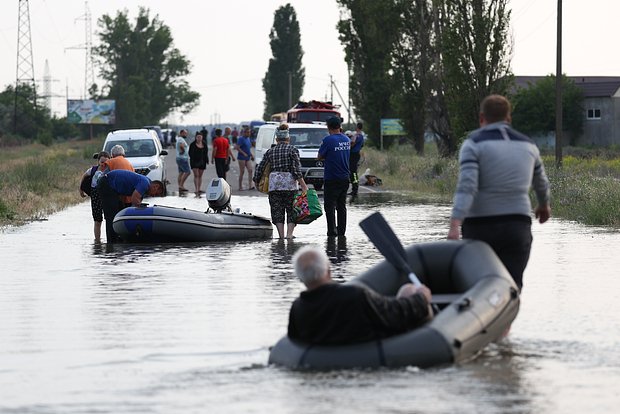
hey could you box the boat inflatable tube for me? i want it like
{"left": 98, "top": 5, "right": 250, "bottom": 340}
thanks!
{"left": 268, "top": 240, "right": 520, "bottom": 370}
{"left": 113, "top": 204, "right": 273, "bottom": 242}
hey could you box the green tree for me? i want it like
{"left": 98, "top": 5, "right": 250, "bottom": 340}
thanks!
{"left": 0, "top": 84, "right": 50, "bottom": 140}
{"left": 94, "top": 8, "right": 199, "bottom": 128}
{"left": 262, "top": 4, "right": 305, "bottom": 120}
{"left": 511, "top": 75, "right": 584, "bottom": 139}
{"left": 337, "top": 0, "right": 401, "bottom": 146}
{"left": 391, "top": 0, "right": 433, "bottom": 154}
{"left": 431, "top": 0, "right": 513, "bottom": 156}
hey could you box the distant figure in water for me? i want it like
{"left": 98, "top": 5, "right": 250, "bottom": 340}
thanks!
{"left": 447, "top": 94, "right": 551, "bottom": 291}
{"left": 79, "top": 151, "right": 110, "bottom": 241}
{"left": 287, "top": 246, "right": 432, "bottom": 346}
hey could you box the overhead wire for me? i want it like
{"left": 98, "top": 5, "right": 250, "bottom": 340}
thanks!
{"left": 193, "top": 78, "right": 262, "bottom": 90}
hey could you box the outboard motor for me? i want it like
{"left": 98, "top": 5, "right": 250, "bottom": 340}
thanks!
{"left": 206, "top": 178, "right": 232, "bottom": 212}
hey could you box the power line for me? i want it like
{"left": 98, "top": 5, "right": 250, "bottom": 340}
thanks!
{"left": 192, "top": 78, "right": 262, "bottom": 89}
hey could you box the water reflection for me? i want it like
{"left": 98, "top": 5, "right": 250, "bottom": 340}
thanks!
{"left": 325, "top": 235, "right": 348, "bottom": 265}
{"left": 269, "top": 240, "right": 298, "bottom": 275}
{"left": 2, "top": 196, "right": 620, "bottom": 413}
{"left": 461, "top": 340, "right": 534, "bottom": 413}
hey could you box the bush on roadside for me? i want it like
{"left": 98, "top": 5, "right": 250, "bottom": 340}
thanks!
{"left": 363, "top": 145, "right": 620, "bottom": 227}
{"left": 38, "top": 129, "right": 53, "bottom": 146}
{"left": 363, "top": 145, "right": 458, "bottom": 201}
{"left": 0, "top": 132, "right": 24, "bottom": 147}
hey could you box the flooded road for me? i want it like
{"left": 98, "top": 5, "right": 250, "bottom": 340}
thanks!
{"left": 1, "top": 193, "right": 619, "bottom": 413}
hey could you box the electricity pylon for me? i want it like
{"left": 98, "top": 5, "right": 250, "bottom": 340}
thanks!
{"left": 14, "top": 0, "right": 37, "bottom": 131}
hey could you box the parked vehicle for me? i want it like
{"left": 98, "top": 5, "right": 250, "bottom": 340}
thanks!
{"left": 102, "top": 128, "right": 168, "bottom": 191}
{"left": 254, "top": 122, "right": 327, "bottom": 190}
{"left": 249, "top": 120, "right": 265, "bottom": 146}
{"left": 270, "top": 112, "right": 286, "bottom": 122}
{"left": 143, "top": 125, "right": 164, "bottom": 146}
{"left": 286, "top": 100, "right": 341, "bottom": 124}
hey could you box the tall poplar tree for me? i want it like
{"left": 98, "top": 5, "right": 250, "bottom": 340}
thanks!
{"left": 434, "top": 0, "right": 513, "bottom": 155}
{"left": 391, "top": 0, "right": 433, "bottom": 154}
{"left": 337, "top": 0, "right": 401, "bottom": 145}
{"left": 94, "top": 8, "right": 199, "bottom": 127}
{"left": 262, "top": 4, "right": 305, "bottom": 120}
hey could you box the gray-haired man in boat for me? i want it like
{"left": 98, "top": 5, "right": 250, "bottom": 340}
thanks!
{"left": 287, "top": 246, "right": 432, "bottom": 346}
{"left": 448, "top": 94, "right": 551, "bottom": 290}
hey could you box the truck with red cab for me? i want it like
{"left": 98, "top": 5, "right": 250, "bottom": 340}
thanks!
{"left": 286, "top": 100, "right": 341, "bottom": 124}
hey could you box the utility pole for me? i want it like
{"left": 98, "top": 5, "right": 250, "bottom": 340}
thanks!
{"left": 288, "top": 71, "right": 292, "bottom": 108}
{"left": 347, "top": 67, "right": 352, "bottom": 125}
{"left": 555, "top": 0, "right": 563, "bottom": 167}
{"left": 331, "top": 78, "right": 352, "bottom": 125}
{"left": 14, "top": 0, "right": 37, "bottom": 132}
{"left": 329, "top": 74, "right": 334, "bottom": 103}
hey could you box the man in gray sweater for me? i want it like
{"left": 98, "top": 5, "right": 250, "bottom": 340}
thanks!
{"left": 448, "top": 94, "right": 551, "bottom": 290}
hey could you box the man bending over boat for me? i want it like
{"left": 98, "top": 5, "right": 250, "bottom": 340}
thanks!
{"left": 288, "top": 246, "right": 433, "bottom": 346}
{"left": 97, "top": 169, "right": 165, "bottom": 243}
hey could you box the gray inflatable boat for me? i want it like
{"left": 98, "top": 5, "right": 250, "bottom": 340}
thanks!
{"left": 113, "top": 205, "right": 273, "bottom": 242}
{"left": 268, "top": 240, "right": 520, "bottom": 369}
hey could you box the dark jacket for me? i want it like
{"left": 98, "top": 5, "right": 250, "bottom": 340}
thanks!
{"left": 288, "top": 283, "right": 429, "bottom": 346}
{"left": 189, "top": 141, "right": 209, "bottom": 169}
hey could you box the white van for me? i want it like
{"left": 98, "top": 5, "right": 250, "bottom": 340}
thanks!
{"left": 102, "top": 128, "right": 168, "bottom": 188}
{"left": 255, "top": 122, "right": 328, "bottom": 190}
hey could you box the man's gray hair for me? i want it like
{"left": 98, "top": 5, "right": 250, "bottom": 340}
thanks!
{"left": 111, "top": 144, "right": 125, "bottom": 157}
{"left": 293, "top": 245, "right": 330, "bottom": 285}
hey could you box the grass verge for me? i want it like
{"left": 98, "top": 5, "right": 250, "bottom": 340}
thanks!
{"left": 3, "top": 140, "right": 620, "bottom": 228}
{"left": 0, "top": 138, "right": 104, "bottom": 226}
{"left": 362, "top": 146, "right": 620, "bottom": 227}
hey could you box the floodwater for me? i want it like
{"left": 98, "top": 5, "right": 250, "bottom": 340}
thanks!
{"left": 1, "top": 193, "right": 619, "bottom": 413}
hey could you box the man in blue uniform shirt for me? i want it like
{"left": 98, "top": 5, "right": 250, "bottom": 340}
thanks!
{"left": 97, "top": 169, "right": 165, "bottom": 243}
{"left": 318, "top": 116, "right": 350, "bottom": 237}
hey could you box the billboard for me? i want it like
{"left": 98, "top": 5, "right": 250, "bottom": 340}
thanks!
{"left": 380, "top": 118, "right": 406, "bottom": 136}
{"left": 67, "top": 99, "right": 116, "bottom": 124}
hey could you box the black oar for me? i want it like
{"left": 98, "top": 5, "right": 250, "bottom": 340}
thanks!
{"left": 359, "top": 212, "right": 422, "bottom": 287}
{"left": 360, "top": 212, "right": 459, "bottom": 306}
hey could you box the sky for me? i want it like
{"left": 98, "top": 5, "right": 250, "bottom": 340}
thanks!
{"left": 0, "top": 0, "right": 619, "bottom": 125}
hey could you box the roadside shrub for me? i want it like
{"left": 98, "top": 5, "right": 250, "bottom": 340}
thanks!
{"left": 364, "top": 145, "right": 620, "bottom": 227}
{"left": 0, "top": 198, "right": 15, "bottom": 220}
{"left": 50, "top": 116, "right": 79, "bottom": 140}
{"left": 0, "top": 132, "right": 24, "bottom": 147}
{"left": 38, "top": 129, "right": 53, "bottom": 146}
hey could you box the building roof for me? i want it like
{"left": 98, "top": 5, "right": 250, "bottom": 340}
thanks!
{"left": 514, "top": 76, "right": 620, "bottom": 98}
